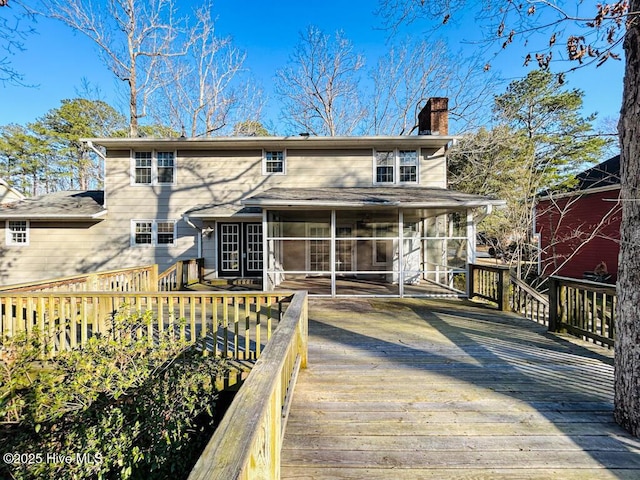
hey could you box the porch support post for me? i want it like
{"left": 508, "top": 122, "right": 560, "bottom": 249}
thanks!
{"left": 330, "top": 210, "right": 336, "bottom": 297}
{"left": 466, "top": 208, "right": 475, "bottom": 298}
{"left": 399, "top": 209, "right": 404, "bottom": 297}
{"left": 262, "top": 209, "right": 268, "bottom": 292}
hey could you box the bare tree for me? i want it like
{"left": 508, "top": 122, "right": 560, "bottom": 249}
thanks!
{"left": 40, "top": 0, "right": 187, "bottom": 137}
{"left": 369, "top": 38, "right": 496, "bottom": 135}
{"left": 275, "top": 26, "right": 367, "bottom": 136}
{"left": 153, "top": 2, "right": 259, "bottom": 137}
{"left": 0, "top": 0, "right": 35, "bottom": 85}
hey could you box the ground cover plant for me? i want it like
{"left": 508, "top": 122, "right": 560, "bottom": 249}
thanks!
{"left": 0, "top": 306, "right": 228, "bottom": 479}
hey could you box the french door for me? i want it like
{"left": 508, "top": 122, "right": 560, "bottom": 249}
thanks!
{"left": 218, "top": 223, "right": 263, "bottom": 277}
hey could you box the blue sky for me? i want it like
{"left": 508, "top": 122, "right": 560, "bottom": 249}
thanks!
{"left": 0, "top": 1, "right": 625, "bottom": 134}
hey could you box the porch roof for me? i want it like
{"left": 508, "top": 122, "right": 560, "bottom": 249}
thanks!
{"left": 241, "top": 187, "right": 505, "bottom": 209}
{"left": 184, "top": 203, "right": 262, "bottom": 219}
{"left": 0, "top": 190, "right": 107, "bottom": 221}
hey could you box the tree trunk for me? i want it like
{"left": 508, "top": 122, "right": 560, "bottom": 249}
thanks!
{"left": 614, "top": 0, "right": 640, "bottom": 437}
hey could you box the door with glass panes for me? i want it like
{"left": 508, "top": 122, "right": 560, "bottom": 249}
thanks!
{"left": 218, "top": 223, "right": 263, "bottom": 277}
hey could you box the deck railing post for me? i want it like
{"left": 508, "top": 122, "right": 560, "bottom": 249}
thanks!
{"left": 497, "top": 267, "right": 511, "bottom": 312}
{"left": 176, "top": 261, "right": 185, "bottom": 290}
{"left": 548, "top": 276, "right": 559, "bottom": 332}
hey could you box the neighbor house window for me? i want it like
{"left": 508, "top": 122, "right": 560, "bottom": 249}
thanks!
{"left": 132, "top": 220, "right": 176, "bottom": 246}
{"left": 6, "top": 220, "right": 29, "bottom": 246}
{"left": 374, "top": 149, "right": 419, "bottom": 185}
{"left": 263, "top": 150, "right": 285, "bottom": 174}
{"left": 132, "top": 151, "right": 176, "bottom": 185}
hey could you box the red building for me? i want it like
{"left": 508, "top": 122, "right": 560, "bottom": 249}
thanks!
{"left": 535, "top": 156, "right": 621, "bottom": 282}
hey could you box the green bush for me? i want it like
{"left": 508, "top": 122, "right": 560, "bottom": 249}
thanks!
{"left": 1, "top": 306, "right": 228, "bottom": 480}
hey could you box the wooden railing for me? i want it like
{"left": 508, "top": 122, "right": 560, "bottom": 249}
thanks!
{"left": 469, "top": 264, "right": 510, "bottom": 311}
{"left": 0, "top": 265, "right": 159, "bottom": 293}
{"left": 158, "top": 258, "right": 204, "bottom": 291}
{"left": 469, "top": 264, "right": 616, "bottom": 347}
{"left": 510, "top": 272, "right": 549, "bottom": 326}
{"left": 549, "top": 276, "right": 616, "bottom": 347}
{"left": 0, "top": 291, "right": 292, "bottom": 359}
{"left": 188, "top": 291, "right": 308, "bottom": 480}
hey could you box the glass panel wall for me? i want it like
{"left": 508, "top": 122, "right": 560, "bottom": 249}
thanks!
{"left": 403, "top": 209, "right": 469, "bottom": 296}
{"left": 334, "top": 210, "right": 399, "bottom": 296}
{"left": 264, "top": 208, "right": 470, "bottom": 297}
{"left": 265, "top": 210, "right": 332, "bottom": 295}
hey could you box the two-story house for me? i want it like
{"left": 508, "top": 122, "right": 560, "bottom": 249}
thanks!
{"left": 0, "top": 98, "right": 504, "bottom": 297}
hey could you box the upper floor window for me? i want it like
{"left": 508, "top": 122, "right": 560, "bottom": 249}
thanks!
{"left": 263, "top": 150, "right": 286, "bottom": 175}
{"left": 375, "top": 151, "right": 395, "bottom": 183}
{"left": 131, "top": 220, "right": 176, "bottom": 246}
{"left": 399, "top": 150, "right": 418, "bottom": 183}
{"left": 6, "top": 220, "right": 29, "bottom": 246}
{"left": 132, "top": 151, "right": 176, "bottom": 185}
{"left": 374, "top": 149, "right": 419, "bottom": 185}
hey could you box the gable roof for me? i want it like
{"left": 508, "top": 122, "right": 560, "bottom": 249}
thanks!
{"left": 0, "top": 190, "right": 107, "bottom": 221}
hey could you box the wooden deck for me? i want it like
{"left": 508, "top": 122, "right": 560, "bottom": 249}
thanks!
{"left": 281, "top": 298, "right": 640, "bottom": 479}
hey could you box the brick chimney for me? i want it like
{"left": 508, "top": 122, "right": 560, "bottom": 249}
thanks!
{"left": 418, "top": 97, "right": 448, "bottom": 135}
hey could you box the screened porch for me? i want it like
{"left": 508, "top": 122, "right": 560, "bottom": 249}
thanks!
{"left": 263, "top": 208, "right": 471, "bottom": 297}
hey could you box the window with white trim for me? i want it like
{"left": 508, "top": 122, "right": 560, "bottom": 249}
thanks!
{"left": 399, "top": 150, "right": 418, "bottom": 182}
{"left": 263, "top": 150, "right": 285, "bottom": 174}
{"left": 132, "top": 151, "right": 176, "bottom": 185}
{"left": 375, "top": 151, "right": 395, "bottom": 183}
{"left": 131, "top": 220, "right": 176, "bottom": 246}
{"left": 6, "top": 220, "right": 29, "bottom": 246}
{"left": 374, "top": 149, "right": 419, "bottom": 185}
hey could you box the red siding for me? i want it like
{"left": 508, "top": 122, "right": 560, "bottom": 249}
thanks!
{"left": 536, "top": 188, "right": 621, "bottom": 281}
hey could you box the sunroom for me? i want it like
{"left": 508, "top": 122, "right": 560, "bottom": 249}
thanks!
{"left": 244, "top": 187, "right": 504, "bottom": 297}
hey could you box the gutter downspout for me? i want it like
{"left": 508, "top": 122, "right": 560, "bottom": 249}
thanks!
{"left": 182, "top": 214, "right": 203, "bottom": 259}
{"left": 86, "top": 141, "right": 108, "bottom": 208}
{"left": 474, "top": 204, "right": 493, "bottom": 224}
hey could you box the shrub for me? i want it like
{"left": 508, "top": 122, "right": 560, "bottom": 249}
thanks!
{"left": 1, "top": 305, "right": 228, "bottom": 479}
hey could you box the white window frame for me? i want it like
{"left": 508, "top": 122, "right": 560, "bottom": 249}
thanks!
{"left": 131, "top": 150, "right": 177, "bottom": 186}
{"left": 5, "top": 220, "right": 29, "bottom": 246}
{"left": 373, "top": 149, "right": 419, "bottom": 185}
{"left": 262, "top": 150, "right": 286, "bottom": 175}
{"left": 131, "top": 220, "right": 177, "bottom": 247}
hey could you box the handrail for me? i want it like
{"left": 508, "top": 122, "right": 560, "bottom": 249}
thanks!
{"left": 0, "top": 265, "right": 159, "bottom": 293}
{"left": 510, "top": 272, "right": 549, "bottom": 326}
{"left": 549, "top": 275, "right": 616, "bottom": 347}
{"left": 468, "top": 263, "right": 510, "bottom": 310}
{"left": 158, "top": 258, "right": 204, "bottom": 291}
{"left": 188, "top": 291, "right": 308, "bottom": 480}
{"left": 0, "top": 291, "right": 292, "bottom": 359}
{"left": 469, "top": 264, "right": 616, "bottom": 347}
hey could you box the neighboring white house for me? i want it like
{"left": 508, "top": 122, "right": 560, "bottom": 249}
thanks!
{"left": 0, "top": 99, "right": 504, "bottom": 297}
{"left": 0, "top": 178, "right": 24, "bottom": 204}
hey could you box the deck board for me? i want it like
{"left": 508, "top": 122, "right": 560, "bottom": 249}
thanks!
{"left": 280, "top": 298, "right": 640, "bottom": 479}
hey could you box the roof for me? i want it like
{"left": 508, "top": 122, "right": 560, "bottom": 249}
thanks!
{"left": 0, "top": 190, "right": 107, "bottom": 220}
{"left": 538, "top": 155, "right": 621, "bottom": 200}
{"left": 185, "top": 203, "right": 262, "bottom": 219}
{"left": 241, "top": 187, "right": 505, "bottom": 209}
{"left": 0, "top": 178, "right": 25, "bottom": 203}
{"left": 574, "top": 155, "right": 620, "bottom": 190}
{"left": 84, "top": 134, "right": 458, "bottom": 151}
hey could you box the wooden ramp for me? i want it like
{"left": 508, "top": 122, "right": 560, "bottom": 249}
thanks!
{"left": 281, "top": 298, "right": 640, "bottom": 480}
